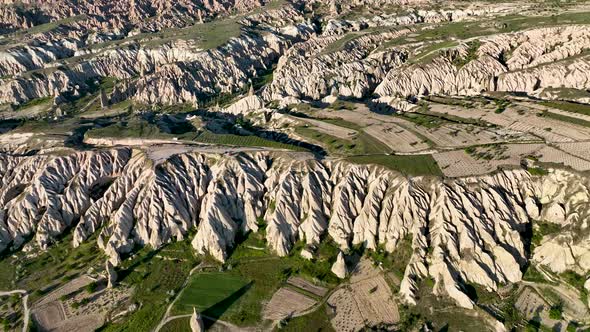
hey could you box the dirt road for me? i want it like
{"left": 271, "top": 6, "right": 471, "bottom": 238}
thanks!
{"left": 0, "top": 289, "right": 29, "bottom": 332}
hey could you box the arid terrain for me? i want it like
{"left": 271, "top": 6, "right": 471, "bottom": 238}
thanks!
{"left": 0, "top": 0, "right": 589, "bottom": 331}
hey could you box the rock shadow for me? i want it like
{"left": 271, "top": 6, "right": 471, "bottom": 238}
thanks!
{"left": 202, "top": 281, "right": 253, "bottom": 328}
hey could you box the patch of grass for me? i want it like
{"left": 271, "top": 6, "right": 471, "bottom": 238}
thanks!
{"left": 461, "top": 281, "right": 499, "bottom": 309}
{"left": 320, "top": 31, "right": 366, "bottom": 55}
{"left": 87, "top": 118, "right": 170, "bottom": 139}
{"left": 295, "top": 126, "right": 390, "bottom": 156}
{"left": 229, "top": 231, "right": 270, "bottom": 261}
{"left": 160, "top": 317, "right": 191, "bottom": 332}
{"left": 522, "top": 265, "right": 548, "bottom": 283}
{"left": 194, "top": 131, "right": 308, "bottom": 151}
{"left": 559, "top": 270, "right": 588, "bottom": 304}
{"left": 413, "top": 40, "right": 459, "bottom": 63}
{"left": 329, "top": 100, "right": 357, "bottom": 111}
{"left": 452, "top": 40, "right": 481, "bottom": 68}
{"left": 346, "top": 154, "right": 442, "bottom": 177}
{"left": 541, "top": 100, "right": 590, "bottom": 116}
{"left": 278, "top": 304, "right": 334, "bottom": 332}
{"left": 494, "top": 99, "right": 510, "bottom": 114}
{"left": 538, "top": 110, "right": 590, "bottom": 127}
{"left": 172, "top": 272, "right": 250, "bottom": 316}
{"left": 355, "top": 132, "right": 392, "bottom": 154}
{"left": 12, "top": 233, "right": 104, "bottom": 303}
{"left": 0, "top": 259, "right": 16, "bottom": 290}
{"left": 318, "top": 117, "right": 362, "bottom": 130}
{"left": 367, "top": 235, "right": 413, "bottom": 279}
{"left": 531, "top": 220, "right": 560, "bottom": 250}
{"left": 395, "top": 111, "right": 444, "bottom": 129}
{"left": 13, "top": 96, "right": 52, "bottom": 111}
{"left": 528, "top": 167, "right": 548, "bottom": 176}
{"left": 222, "top": 258, "right": 295, "bottom": 325}
{"left": 85, "top": 282, "right": 97, "bottom": 294}
{"left": 415, "top": 107, "right": 492, "bottom": 127}
{"left": 285, "top": 241, "right": 340, "bottom": 286}
{"left": 500, "top": 290, "right": 525, "bottom": 330}
{"left": 548, "top": 302, "right": 563, "bottom": 320}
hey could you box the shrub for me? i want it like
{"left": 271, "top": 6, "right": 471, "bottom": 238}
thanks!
{"left": 548, "top": 302, "right": 563, "bottom": 320}
{"left": 86, "top": 282, "right": 97, "bottom": 294}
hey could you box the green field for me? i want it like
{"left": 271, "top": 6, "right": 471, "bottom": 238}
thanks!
{"left": 193, "top": 131, "right": 308, "bottom": 151}
{"left": 160, "top": 317, "right": 191, "bottom": 332}
{"left": 346, "top": 154, "right": 443, "bottom": 177}
{"left": 541, "top": 100, "right": 590, "bottom": 116}
{"left": 100, "top": 240, "right": 198, "bottom": 332}
{"left": 87, "top": 119, "right": 170, "bottom": 139}
{"left": 172, "top": 272, "right": 250, "bottom": 317}
{"left": 86, "top": 116, "right": 309, "bottom": 151}
{"left": 142, "top": 16, "right": 243, "bottom": 50}
{"left": 539, "top": 110, "right": 590, "bottom": 128}
{"left": 295, "top": 126, "right": 390, "bottom": 156}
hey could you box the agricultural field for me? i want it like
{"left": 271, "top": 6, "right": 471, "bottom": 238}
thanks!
{"left": 32, "top": 276, "right": 131, "bottom": 332}
{"left": 295, "top": 125, "right": 391, "bottom": 155}
{"left": 327, "top": 258, "right": 399, "bottom": 332}
{"left": 9, "top": 235, "right": 105, "bottom": 303}
{"left": 171, "top": 272, "right": 250, "bottom": 317}
{"left": 515, "top": 286, "right": 567, "bottom": 330}
{"left": 313, "top": 105, "right": 431, "bottom": 153}
{"left": 287, "top": 277, "right": 328, "bottom": 297}
{"left": 346, "top": 154, "right": 442, "bottom": 177}
{"left": 263, "top": 287, "right": 317, "bottom": 320}
{"left": 427, "top": 99, "right": 590, "bottom": 143}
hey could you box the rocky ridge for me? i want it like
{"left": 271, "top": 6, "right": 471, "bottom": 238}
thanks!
{"left": 0, "top": 0, "right": 267, "bottom": 34}
{"left": 0, "top": 147, "right": 587, "bottom": 309}
{"left": 375, "top": 25, "right": 590, "bottom": 99}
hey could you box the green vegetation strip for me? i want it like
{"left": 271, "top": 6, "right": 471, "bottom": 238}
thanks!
{"left": 346, "top": 154, "right": 442, "bottom": 177}
{"left": 541, "top": 100, "right": 590, "bottom": 116}
{"left": 295, "top": 126, "right": 390, "bottom": 156}
{"left": 539, "top": 110, "right": 590, "bottom": 128}
{"left": 193, "top": 131, "right": 308, "bottom": 151}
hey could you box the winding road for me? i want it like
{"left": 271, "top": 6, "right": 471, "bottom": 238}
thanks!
{"left": 0, "top": 289, "right": 29, "bottom": 332}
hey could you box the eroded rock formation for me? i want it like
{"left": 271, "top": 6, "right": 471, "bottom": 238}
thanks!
{"left": 0, "top": 147, "right": 585, "bottom": 308}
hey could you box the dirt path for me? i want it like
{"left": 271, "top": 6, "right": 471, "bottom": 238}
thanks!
{"left": 0, "top": 289, "right": 29, "bottom": 332}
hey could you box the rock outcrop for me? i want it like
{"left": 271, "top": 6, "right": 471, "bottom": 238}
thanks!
{"left": 331, "top": 251, "right": 347, "bottom": 279}
{"left": 106, "top": 259, "right": 117, "bottom": 288}
{"left": 0, "top": 1, "right": 313, "bottom": 106}
{"left": 190, "top": 308, "right": 205, "bottom": 332}
{"left": 1, "top": 147, "right": 583, "bottom": 309}
{"left": 375, "top": 26, "right": 590, "bottom": 100}
{"left": 532, "top": 170, "right": 590, "bottom": 274}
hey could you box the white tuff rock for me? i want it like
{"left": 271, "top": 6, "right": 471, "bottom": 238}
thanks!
{"left": 331, "top": 251, "right": 347, "bottom": 279}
